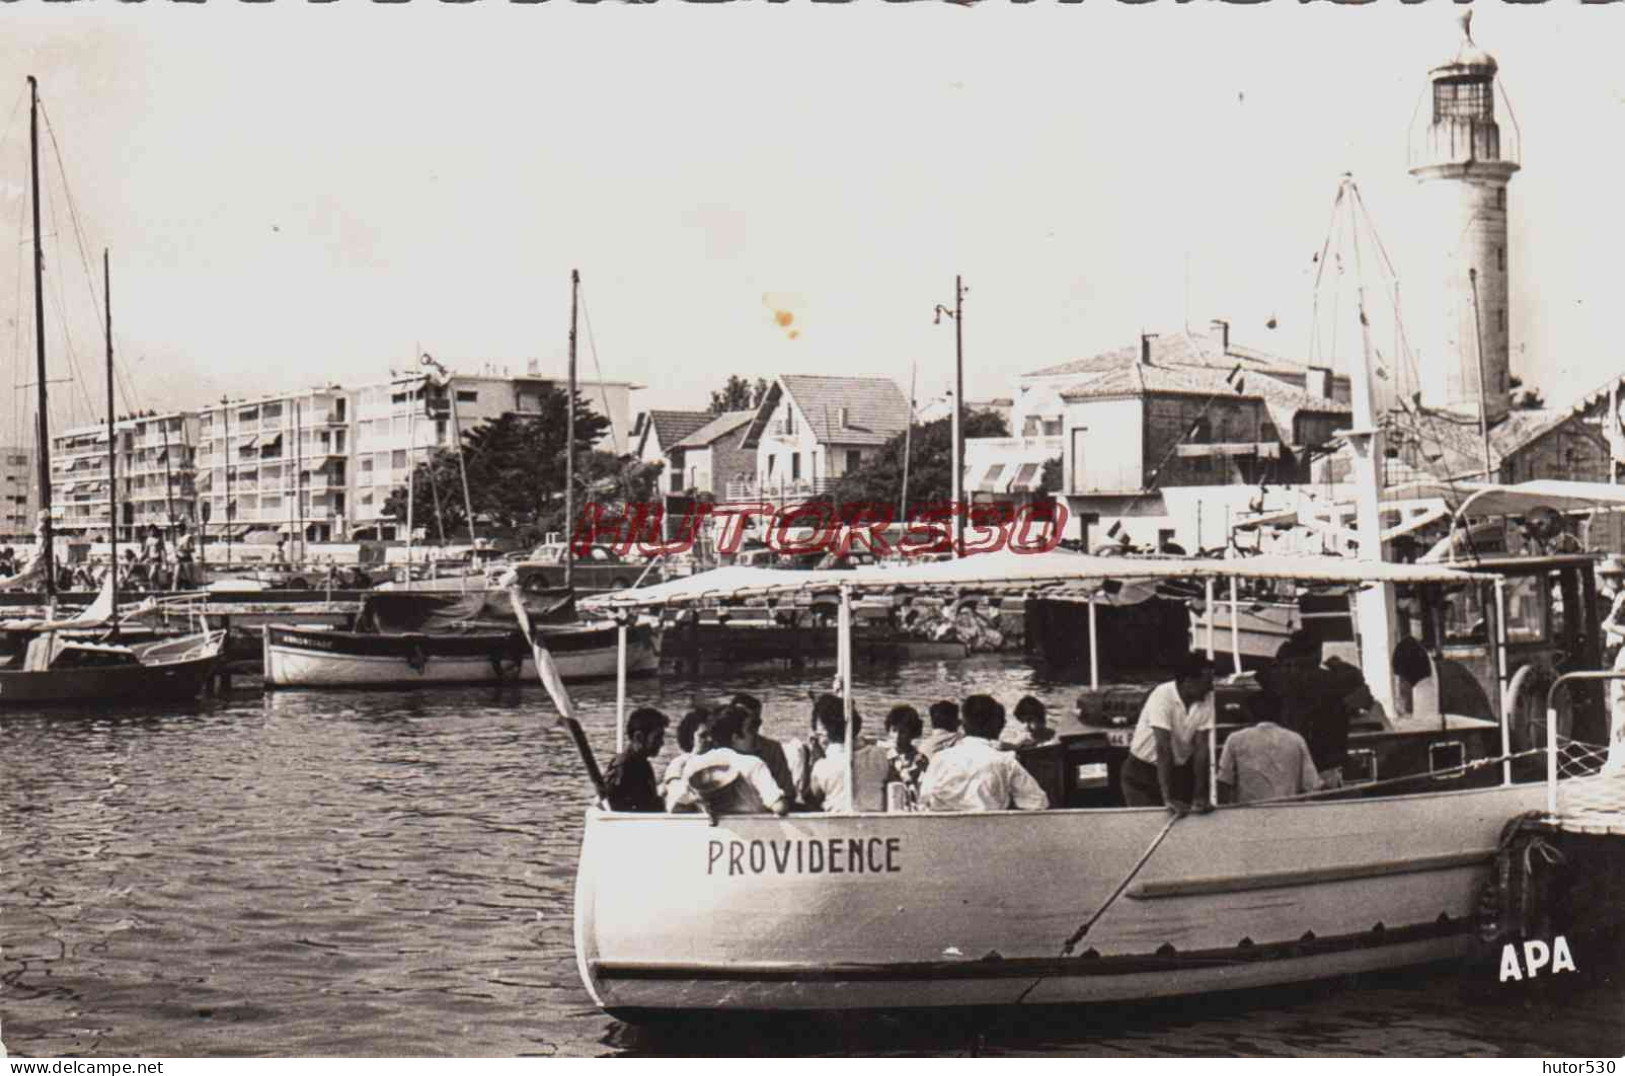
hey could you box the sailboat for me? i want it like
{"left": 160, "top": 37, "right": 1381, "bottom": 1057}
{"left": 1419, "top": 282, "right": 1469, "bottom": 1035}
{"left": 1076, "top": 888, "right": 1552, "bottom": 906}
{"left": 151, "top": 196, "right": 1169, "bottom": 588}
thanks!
{"left": 0, "top": 78, "right": 225, "bottom": 708}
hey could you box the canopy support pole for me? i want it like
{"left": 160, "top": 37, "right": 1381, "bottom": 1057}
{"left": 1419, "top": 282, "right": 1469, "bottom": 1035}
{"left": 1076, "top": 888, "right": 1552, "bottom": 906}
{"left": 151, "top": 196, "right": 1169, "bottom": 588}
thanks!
{"left": 615, "top": 619, "right": 628, "bottom": 755}
{"left": 1087, "top": 593, "right": 1099, "bottom": 690}
{"left": 1493, "top": 575, "right": 1511, "bottom": 787}
{"left": 1228, "top": 577, "right": 1243, "bottom": 676}
{"left": 840, "top": 584, "right": 855, "bottom": 813}
{"left": 1204, "top": 578, "right": 1215, "bottom": 660}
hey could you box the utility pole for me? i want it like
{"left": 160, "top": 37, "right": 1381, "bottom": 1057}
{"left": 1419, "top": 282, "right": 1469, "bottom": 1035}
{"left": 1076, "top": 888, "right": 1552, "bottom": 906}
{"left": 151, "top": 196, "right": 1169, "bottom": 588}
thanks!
{"left": 565, "top": 268, "right": 578, "bottom": 589}
{"left": 934, "top": 276, "right": 967, "bottom": 555}
{"left": 222, "top": 394, "right": 233, "bottom": 569}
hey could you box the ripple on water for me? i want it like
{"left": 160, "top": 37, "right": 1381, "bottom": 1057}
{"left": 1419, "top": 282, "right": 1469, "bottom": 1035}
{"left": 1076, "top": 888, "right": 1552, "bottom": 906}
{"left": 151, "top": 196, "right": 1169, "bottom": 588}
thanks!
{"left": 3, "top": 661, "right": 1623, "bottom": 1056}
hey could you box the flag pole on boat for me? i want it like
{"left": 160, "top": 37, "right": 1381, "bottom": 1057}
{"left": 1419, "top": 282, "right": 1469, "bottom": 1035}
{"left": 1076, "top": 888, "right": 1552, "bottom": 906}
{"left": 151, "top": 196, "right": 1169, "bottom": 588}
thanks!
{"left": 507, "top": 577, "right": 606, "bottom": 800}
{"left": 1228, "top": 576, "right": 1242, "bottom": 676}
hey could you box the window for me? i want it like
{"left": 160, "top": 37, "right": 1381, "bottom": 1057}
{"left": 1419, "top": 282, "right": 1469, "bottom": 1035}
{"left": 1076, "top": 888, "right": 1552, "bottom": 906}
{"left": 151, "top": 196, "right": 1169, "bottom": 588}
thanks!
{"left": 847, "top": 450, "right": 862, "bottom": 473}
{"left": 392, "top": 450, "right": 408, "bottom": 470}
{"left": 1433, "top": 79, "right": 1490, "bottom": 122}
{"left": 784, "top": 408, "right": 796, "bottom": 436}
{"left": 457, "top": 390, "right": 478, "bottom": 404}
{"left": 982, "top": 464, "right": 1006, "bottom": 491}
{"left": 1042, "top": 419, "right": 1062, "bottom": 436}
{"left": 791, "top": 453, "right": 801, "bottom": 481}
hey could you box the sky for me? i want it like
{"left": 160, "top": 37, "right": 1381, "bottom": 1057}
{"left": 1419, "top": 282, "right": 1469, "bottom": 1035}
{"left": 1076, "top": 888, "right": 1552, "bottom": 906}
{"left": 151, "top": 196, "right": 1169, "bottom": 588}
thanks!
{"left": 0, "top": 1, "right": 1622, "bottom": 443}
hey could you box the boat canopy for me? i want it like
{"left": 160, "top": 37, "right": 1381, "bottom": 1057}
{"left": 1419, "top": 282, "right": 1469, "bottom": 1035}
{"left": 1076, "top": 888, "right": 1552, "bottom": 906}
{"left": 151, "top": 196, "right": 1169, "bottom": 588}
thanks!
{"left": 587, "top": 549, "right": 1492, "bottom": 609}
{"left": 1383, "top": 479, "right": 1625, "bottom": 518}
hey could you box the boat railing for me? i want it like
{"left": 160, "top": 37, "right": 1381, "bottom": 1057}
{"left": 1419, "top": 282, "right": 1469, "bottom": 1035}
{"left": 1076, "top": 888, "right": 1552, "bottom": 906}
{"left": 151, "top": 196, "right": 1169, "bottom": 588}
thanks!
{"left": 1543, "top": 670, "right": 1625, "bottom": 818}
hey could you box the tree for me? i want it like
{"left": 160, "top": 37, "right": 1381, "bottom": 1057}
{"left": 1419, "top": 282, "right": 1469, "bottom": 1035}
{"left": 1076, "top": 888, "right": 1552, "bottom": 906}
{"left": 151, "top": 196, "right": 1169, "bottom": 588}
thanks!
{"left": 709, "top": 375, "right": 770, "bottom": 414}
{"left": 831, "top": 410, "right": 1010, "bottom": 509}
{"left": 383, "top": 384, "right": 612, "bottom": 540}
{"left": 1039, "top": 455, "right": 1063, "bottom": 494}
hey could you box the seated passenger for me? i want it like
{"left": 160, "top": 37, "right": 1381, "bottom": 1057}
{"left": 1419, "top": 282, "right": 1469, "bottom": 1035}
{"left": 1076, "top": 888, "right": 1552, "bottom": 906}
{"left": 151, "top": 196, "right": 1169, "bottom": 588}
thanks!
{"left": 1000, "top": 695, "right": 1056, "bottom": 750}
{"left": 1270, "top": 632, "right": 1371, "bottom": 789}
{"left": 732, "top": 692, "right": 797, "bottom": 808}
{"left": 662, "top": 707, "right": 712, "bottom": 812}
{"left": 917, "top": 694, "right": 1049, "bottom": 812}
{"left": 602, "top": 707, "right": 668, "bottom": 812}
{"left": 682, "top": 705, "right": 790, "bottom": 816}
{"left": 917, "top": 699, "right": 963, "bottom": 761}
{"left": 1217, "top": 710, "right": 1322, "bottom": 805}
{"left": 808, "top": 695, "right": 892, "bottom": 812}
{"left": 884, "top": 704, "right": 928, "bottom": 807}
{"left": 1118, "top": 652, "right": 1215, "bottom": 816}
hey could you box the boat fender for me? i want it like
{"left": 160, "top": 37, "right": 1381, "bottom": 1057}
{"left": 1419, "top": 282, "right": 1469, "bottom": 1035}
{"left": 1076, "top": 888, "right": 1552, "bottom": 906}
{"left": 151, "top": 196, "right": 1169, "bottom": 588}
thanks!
{"left": 1469, "top": 811, "right": 1567, "bottom": 980}
{"left": 406, "top": 639, "right": 429, "bottom": 674}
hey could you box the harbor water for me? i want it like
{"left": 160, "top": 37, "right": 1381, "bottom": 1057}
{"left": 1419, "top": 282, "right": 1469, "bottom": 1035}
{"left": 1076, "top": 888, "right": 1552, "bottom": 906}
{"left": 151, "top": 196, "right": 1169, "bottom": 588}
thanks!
{"left": 4, "top": 656, "right": 1622, "bottom": 1057}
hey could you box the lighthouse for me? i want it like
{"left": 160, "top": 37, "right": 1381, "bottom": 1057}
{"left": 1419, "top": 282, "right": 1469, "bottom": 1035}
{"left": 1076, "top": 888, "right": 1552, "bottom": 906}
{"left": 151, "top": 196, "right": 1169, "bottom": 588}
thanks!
{"left": 1408, "top": 10, "right": 1520, "bottom": 426}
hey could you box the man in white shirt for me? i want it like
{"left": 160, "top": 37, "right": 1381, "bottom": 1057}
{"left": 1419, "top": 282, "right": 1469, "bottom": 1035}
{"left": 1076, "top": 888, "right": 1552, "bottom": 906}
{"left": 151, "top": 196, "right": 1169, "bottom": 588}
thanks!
{"left": 1120, "top": 653, "right": 1215, "bottom": 816}
{"left": 681, "top": 706, "right": 790, "bottom": 816}
{"left": 808, "top": 696, "right": 892, "bottom": 812}
{"left": 1217, "top": 715, "right": 1322, "bottom": 805}
{"left": 918, "top": 695, "right": 1050, "bottom": 812}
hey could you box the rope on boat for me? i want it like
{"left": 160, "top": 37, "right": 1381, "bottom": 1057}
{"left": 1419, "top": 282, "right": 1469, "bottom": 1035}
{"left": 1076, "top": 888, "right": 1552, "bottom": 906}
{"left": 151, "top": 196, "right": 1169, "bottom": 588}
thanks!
{"left": 1058, "top": 813, "right": 1181, "bottom": 957}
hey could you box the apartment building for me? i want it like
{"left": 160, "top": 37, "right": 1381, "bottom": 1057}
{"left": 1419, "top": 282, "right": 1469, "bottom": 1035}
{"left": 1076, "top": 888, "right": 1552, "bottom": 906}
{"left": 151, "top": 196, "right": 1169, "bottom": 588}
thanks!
{"left": 40, "top": 364, "right": 640, "bottom": 544}
{"left": 195, "top": 388, "right": 351, "bottom": 542}
{"left": 50, "top": 412, "right": 197, "bottom": 540}
{"left": 0, "top": 445, "right": 33, "bottom": 537}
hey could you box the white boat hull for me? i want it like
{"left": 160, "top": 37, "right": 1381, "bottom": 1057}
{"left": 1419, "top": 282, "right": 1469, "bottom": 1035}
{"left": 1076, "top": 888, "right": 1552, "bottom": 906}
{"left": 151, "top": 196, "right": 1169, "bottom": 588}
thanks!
{"left": 574, "top": 780, "right": 1557, "bottom": 1014}
{"left": 264, "top": 626, "right": 658, "bottom": 687}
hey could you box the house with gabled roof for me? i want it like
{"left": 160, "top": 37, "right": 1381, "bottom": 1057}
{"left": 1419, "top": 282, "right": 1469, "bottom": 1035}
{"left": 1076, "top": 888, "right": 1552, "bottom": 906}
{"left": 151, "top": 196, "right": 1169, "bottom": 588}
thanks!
{"left": 735, "top": 374, "right": 911, "bottom": 502}
{"left": 665, "top": 409, "right": 756, "bottom": 496}
{"left": 632, "top": 409, "right": 713, "bottom": 475}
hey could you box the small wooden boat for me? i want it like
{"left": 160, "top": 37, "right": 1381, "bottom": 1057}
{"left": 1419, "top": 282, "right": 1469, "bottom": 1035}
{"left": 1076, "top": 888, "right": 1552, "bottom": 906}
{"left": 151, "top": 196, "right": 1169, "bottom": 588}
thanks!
{"left": 0, "top": 629, "right": 227, "bottom": 706}
{"left": 262, "top": 589, "right": 657, "bottom": 688}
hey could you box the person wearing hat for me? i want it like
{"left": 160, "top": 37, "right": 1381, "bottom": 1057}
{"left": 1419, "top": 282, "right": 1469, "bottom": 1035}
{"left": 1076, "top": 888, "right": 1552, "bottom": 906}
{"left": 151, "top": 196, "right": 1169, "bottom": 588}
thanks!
{"left": 681, "top": 706, "right": 790, "bottom": 816}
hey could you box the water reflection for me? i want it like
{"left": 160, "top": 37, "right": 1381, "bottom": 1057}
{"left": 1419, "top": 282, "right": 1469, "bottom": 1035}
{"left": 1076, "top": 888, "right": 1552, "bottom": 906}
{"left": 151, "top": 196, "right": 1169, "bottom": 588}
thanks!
{"left": 3, "top": 658, "right": 1622, "bottom": 1057}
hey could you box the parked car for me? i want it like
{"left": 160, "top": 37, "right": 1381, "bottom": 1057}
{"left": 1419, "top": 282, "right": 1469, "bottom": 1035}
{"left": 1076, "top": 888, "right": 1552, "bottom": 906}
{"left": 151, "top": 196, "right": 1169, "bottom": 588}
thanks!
{"left": 488, "top": 543, "right": 655, "bottom": 593}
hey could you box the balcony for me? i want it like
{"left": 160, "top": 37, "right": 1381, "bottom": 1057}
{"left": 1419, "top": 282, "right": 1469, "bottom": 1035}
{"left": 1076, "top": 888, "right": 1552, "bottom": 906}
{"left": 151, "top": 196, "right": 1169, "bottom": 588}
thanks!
{"left": 724, "top": 477, "right": 835, "bottom": 503}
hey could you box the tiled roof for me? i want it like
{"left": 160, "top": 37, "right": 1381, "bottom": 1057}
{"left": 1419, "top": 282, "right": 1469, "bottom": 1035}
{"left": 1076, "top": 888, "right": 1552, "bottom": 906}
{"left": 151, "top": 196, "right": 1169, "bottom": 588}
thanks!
{"left": 1026, "top": 329, "right": 1317, "bottom": 379}
{"left": 671, "top": 409, "right": 755, "bottom": 451}
{"left": 1056, "top": 360, "right": 1351, "bottom": 448}
{"left": 641, "top": 410, "right": 713, "bottom": 454}
{"left": 744, "top": 374, "right": 911, "bottom": 448}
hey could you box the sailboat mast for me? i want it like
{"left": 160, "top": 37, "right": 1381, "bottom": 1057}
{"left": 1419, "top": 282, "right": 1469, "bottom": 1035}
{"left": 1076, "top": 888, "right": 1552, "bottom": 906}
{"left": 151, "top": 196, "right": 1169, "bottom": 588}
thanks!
{"left": 1340, "top": 175, "right": 1396, "bottom": 716}
{"left": 565, "top": 268, "right": 578, "bottom": 589}
{"left": 104, "top": 251, "right": 119, "bottom": 633}
{"left": 28, "top": 77, "right": 53, "bottom": 599}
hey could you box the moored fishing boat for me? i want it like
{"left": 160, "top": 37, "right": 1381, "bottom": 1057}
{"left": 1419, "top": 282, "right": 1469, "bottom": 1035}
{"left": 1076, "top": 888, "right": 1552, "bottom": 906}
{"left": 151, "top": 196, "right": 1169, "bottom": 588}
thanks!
{"left": 263, "top": 589, "right": 657, "bottom": 688}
